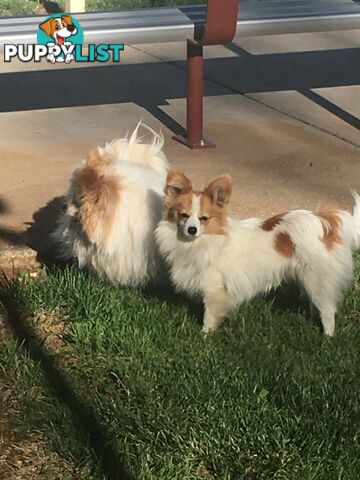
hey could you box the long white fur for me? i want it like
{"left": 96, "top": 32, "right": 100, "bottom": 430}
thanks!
{"left": 54, "top": 122, "right": 168, "bottom": 286}
{"left": 156, "top": 194, "right": 360, "bottom": 336}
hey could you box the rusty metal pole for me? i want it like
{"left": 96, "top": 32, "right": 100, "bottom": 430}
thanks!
{"left": 174, "top": 40, "right": 215, "bottom": 149}
{"left": 173, "top": 0, "right": 239, "bottom": 150}
{"left": 173, "top": 40, "right": 215, "bottom": 149}
{"left": 186, "top": 40, "right": 214, "bottom": 149}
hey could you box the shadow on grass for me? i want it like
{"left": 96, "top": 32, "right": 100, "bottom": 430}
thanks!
{"left": 142, "top": 281, "right": 204, "bottom": 326}
{"left": 0, "top": 282, "right": 134, "bottom": 480}
{"left": 19, "top": 191, "right": 204, "bottom": 326}
{"left": 265, "top": 281, "right": 324, "bottom": 332}
{"left": 144, "top": 278, "right": 319, "bottom": 332}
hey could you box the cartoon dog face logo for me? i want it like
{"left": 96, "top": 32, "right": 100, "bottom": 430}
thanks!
{"left": 39, "top": 15, "right": 77, "bottom": 46}
{"left": 38, "top": 15, "right": 78, "bottom": 63}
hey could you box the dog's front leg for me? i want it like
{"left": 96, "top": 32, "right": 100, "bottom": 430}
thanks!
{"left": 202, "top": 286, "right": 229, "bottom": 333}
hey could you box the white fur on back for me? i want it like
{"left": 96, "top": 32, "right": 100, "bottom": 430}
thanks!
{"left": 352, "top": 191, "right": 360, "bottom": 250}
{"left": 99, "top": 122, "right": 168, "bottom": 178}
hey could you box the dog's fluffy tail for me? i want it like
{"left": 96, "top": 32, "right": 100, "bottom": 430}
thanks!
{"left": 351, "top": 191, "right": 360, "bottom": 250}
{"left": 100, "top": 121, "right": 169, "bottom": 178}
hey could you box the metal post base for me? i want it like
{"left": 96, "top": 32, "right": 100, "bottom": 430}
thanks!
{"left": 172, "top": 134, "right": 216, "bottom": 149}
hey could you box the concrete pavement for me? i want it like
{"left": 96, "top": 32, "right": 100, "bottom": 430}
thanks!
{"left": 0, "top": 30, "right": 359, "bottom": 272}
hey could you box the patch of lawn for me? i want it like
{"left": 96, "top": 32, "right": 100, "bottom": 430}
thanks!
{"left": 0, "top": 256, "right": 360, "bottom": 479}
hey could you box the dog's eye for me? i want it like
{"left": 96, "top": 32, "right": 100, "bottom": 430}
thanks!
{"left": 199, "top": 216, "right": 209, "bottom": 222}
{"left": 55, "top": 24, "right": 60, "bottom": 30}
{"left": 179, "top": 212, "right": 189, "bottom": 220}
{"left": 62, "top": 22, "right": 67, "bottom": 27}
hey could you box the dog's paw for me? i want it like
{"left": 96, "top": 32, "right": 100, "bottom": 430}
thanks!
{"left": 202, "top": 324, "right": 213, "bottom": 335}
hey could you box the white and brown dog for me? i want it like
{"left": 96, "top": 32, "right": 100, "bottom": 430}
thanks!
{"left": 156, "top": 171, "right": 360, "bottom": 336}
{"left": 39, "top": 15, "right": 77, "bottom": 63}
{"left": 54, "top": 123, "right": 169, "bottom": 287}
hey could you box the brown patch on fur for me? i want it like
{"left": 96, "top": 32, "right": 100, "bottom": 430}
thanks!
{"left": 165, "top": 191, "right": 194, "bottom": 222}
{"left": 274, "top": 232, "right": 295, "bottom": 258}
{"left": 78, "top": 166, "right": 121, "bottom": 243}
{"left": 86, "top": 148, "right": 113, "bottom": 172}
{"left": 200, "top": 193, "right": 228, "bottom": 235}
{"left": 261, "top": 213, "right": 287, "bottom": 231}
{"left": 316, "top": 205, "right": 343, "bottom": 250}
{"left": 165, "top": 171, "right": 192, "bottom": 203}
{"left": 164, "top": 171, "right": 193, "bottom": 221}
{"left": 200, "top": 175, "right": 232, "bottom": 235}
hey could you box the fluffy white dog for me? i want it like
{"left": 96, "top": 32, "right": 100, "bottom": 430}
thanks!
{"left": 55, "top": 123, "right": 168, "bottom": 286}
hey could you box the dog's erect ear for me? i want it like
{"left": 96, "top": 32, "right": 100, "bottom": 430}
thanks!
{"left": 39, "top": 18, "right": 56, "bottom": 37}
{"left": 165, "top": 171, "right": 192, "bottom": 198}
{"left": 61, "top": 15, "right": 73, "bottom": 26}
{"left": 204, "top": 175, "right": 232, "bottom": 207}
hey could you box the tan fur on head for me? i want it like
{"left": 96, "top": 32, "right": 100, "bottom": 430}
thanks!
{"left": 164, "top": 172, "right": 231, "bottom": 235}
{"left": 165, "top": 171, "right": 192, "bottom": 201}
{"left": 200, "top": 193, "right": 228, "bottom": 235}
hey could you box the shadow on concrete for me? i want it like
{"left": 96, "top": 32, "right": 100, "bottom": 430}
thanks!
{"left": 0, "top": 227, "right": 25, "bottom": 247}
{"left": 25, "top": 196, "right": 67, "bottom": 265}
{"left": 0, "top": 283, "right": 133, "bottom": 480}
{"left": 225, "top": 42, "right": 360, "bottom": 132}
{"left": 0, "top": 196, "right": 25, "bottom": 247}
{"left": 299, "top": 88, "right": 360, "bottom": 130}
{"left": 0, "top": 196, "right": 9, "bottom": 215}
{"left": 0, "top": 47, "right": 359, "bottom": 133}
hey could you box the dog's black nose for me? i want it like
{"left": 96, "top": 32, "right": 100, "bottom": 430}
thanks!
{"left": 187, "top": 226, "right": 197, "bottom": 236}
{"left": 67, "top": 24, "right": 76, "bottom": 32}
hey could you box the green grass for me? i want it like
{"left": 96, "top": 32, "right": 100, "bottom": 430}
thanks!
{"left": 1, "top": 256, "right": 360, "bottom": 479}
